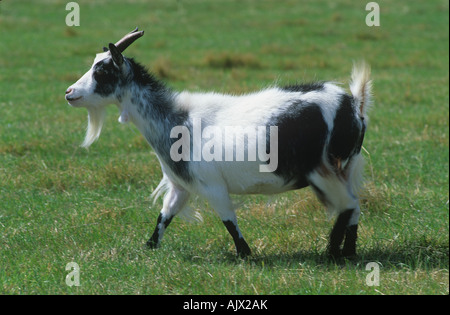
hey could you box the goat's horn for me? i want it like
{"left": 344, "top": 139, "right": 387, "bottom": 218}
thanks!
{"left": 114, "top": 27, "right": 144, "bottom": 53}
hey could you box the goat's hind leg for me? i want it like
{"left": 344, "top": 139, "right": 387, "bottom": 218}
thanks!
{"left": 328, "top": 208, "right": 359, "bottom": 258}
{"left": 308, "top": 171, "right": 360, "bottom": 259}
{"left": 147, "top": 184, "right": 190, "bottom": 249}
{"left": 341, "top": 207, "right": 360, "bottom": 257}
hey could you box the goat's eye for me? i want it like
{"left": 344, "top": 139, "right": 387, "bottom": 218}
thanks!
{"left": 96, "top": 69, "right": 106, "bottom": 76}
{"left": 94, "top": 69, "right": 112, "bottom": 83}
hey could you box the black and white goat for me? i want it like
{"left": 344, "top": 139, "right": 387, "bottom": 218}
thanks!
{"left": 66, "top": 28, "right": 372, "bottom": 258}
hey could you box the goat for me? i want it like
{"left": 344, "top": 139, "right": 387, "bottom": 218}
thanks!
{"left": 65, "top": 28, "right": 372, "bottom": 258}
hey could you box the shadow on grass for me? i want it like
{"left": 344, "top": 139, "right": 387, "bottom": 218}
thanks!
{"left": 180, "top": 238, "right": 449, "bottom": 271}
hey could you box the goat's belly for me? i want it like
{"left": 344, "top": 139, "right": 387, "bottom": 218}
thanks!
{"left": 222, "top": 168, "right": 292, "bottom": 195}
{"left": 230, "top": 181, "right": 293, "bottom": 195}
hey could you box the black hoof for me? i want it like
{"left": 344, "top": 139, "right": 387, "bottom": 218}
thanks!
{"left": 236, "top": 244, "right": 252, "bottom": 258}
{"left": 327, "top": 248, "right": 342, "bottom": 261}
{"left": 146, "top": 237, "right": 159, "bottom": 249}
{"left": 342, "top": 248, "right": 356, "bottom": 258}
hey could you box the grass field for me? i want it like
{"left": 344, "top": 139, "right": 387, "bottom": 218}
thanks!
{"left": 0, "top": 0, "right": 448, "bottom": 295}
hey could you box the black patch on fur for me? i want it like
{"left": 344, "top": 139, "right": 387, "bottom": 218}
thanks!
{"left": 328, "top": 94, "right": 363, "bottom": 164}
{"left": 342, "top": 224, "right": 358, "bottom": 257}
{"left": 268, "top": 101, "right": 328, "bottom": 189}
{"left": 281, "top": 82, "right": 325, "bottom": 93}
{"left": 93, "top": 58, "right": 121, "bottom": 96}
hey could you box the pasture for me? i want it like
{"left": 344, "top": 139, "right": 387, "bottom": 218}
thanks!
{"left": 0, "top": 0, "right": 448, "bottom": 295}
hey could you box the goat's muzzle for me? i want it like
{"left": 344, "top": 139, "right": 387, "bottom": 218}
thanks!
{"left": 65, "top": 88, "right": 82, "bottom": 104}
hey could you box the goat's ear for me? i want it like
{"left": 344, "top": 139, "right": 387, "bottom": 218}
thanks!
{"left": 108, "top": 43, "right": 124, "bottom": 67}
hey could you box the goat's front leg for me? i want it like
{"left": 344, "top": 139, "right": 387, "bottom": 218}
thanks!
{"left": 147, "top": 185, "right": 190, "bottom": 249}
{"left": 223, "top": 216, "right": 251, "bottom": 257}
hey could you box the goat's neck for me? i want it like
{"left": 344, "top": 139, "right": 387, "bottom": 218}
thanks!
{"left": 119, "top": 85, "right": 185, "bottom": 157}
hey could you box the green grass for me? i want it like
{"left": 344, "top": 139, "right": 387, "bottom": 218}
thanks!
{"left": 0, "top": 0, "right": 448, "bottom": 295}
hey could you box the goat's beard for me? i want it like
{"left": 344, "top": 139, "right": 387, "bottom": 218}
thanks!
{"left": 81, "top": 106, "right": 106, "bottom": 148}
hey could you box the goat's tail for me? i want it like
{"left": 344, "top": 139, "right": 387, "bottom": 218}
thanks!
{"left": 349, "top": 61, "right": 372, "bottom": 121}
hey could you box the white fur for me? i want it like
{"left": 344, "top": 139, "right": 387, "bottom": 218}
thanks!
{"left": 349, "top": 61, "right": 372, "bottom": 120}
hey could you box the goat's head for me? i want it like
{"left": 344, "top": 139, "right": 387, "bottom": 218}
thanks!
{"left": 65, "top": 28, "right": 144, "bottom": 147}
